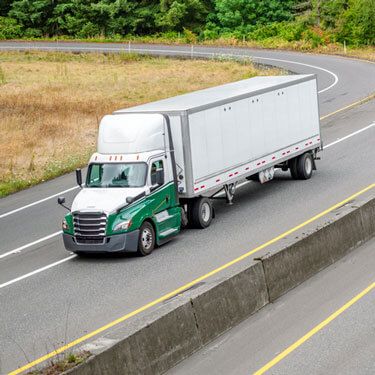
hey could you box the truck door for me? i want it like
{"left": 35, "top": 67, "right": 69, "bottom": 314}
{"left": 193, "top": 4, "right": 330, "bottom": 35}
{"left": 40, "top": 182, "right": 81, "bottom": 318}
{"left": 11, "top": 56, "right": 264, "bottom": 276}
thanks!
{"left": 149, "top": 159, "right": 180, "bottom": 239}
{"left": 150, "top": 159, "right": 170, "bottom": 212}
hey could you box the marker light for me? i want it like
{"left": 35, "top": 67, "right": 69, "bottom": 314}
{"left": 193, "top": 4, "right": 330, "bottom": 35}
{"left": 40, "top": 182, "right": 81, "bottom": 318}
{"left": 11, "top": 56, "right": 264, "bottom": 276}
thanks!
{"left": 62, "top": 219, "right": 69, "bottom": 231}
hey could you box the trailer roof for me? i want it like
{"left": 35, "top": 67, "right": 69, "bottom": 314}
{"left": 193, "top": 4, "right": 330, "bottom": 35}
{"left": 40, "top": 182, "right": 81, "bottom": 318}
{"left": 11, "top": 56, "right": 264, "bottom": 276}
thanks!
{"left": 115, "top": 74, "right": 315, "bottom": 115}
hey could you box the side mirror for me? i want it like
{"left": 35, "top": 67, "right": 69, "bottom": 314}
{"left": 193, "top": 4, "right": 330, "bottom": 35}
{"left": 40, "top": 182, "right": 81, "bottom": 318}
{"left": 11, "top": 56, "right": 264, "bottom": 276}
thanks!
{"left": 57, "top": 196, "right": 70, "bottom": 211}
{"left": 57, "top": 197, "right": 65, "bottom": 205}
{"left": 76, "top": 168, "right": 82, "bottom": 187}
{"left": 155, "top": 169, "right": 164, "bottom": 186}
{"left": 126, "top": 196, "right": 134, "bottom": 204}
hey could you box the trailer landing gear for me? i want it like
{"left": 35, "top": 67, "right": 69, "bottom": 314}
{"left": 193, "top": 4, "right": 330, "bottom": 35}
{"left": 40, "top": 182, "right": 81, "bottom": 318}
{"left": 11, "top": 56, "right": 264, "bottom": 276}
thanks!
{"left": 224, "top": 183, "right": 237, "bottom": 205}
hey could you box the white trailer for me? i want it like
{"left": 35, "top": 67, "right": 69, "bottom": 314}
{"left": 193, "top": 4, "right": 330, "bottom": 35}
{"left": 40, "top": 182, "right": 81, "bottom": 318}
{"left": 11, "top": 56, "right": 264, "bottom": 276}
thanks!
{"left": 115, "top": 74, "right": 321, "bottom": 200}
{"left": 60, "top": 74, "right": 321, "bottom": 256}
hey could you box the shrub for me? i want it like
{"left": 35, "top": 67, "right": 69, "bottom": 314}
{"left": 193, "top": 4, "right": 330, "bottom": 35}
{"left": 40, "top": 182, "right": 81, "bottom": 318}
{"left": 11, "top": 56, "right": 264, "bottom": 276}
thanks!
{"left": 183, "top": 28, "right": 197, "bottom": 43}
{"left": 77, "top": 22, "right": 101, "bottom": 38}
{"left": 0, "top": 17, "right": 22, "bottom": 39}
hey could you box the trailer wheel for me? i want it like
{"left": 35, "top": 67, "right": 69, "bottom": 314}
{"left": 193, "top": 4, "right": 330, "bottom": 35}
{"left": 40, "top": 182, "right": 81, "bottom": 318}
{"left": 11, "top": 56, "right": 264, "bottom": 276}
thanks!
{"left": 294, "top": 153, "right": 313, "bottom": 180}
{"left": 289, "top": 158, "right": 299, "bottom": 180}
{"left": 191, "top": 197, "right": 213, "bottom": 229}
{"left": 137, "top": 221, "right": 155, "bottom": 256}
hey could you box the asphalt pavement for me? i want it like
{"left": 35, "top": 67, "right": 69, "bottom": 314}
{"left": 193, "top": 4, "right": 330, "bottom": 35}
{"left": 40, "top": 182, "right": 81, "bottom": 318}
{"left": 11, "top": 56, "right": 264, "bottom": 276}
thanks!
{"left": 0, "top": 42, "right": 374, "bottom": 374}
{"left": 169, "top": 238, "right": 375, "bottom": 375}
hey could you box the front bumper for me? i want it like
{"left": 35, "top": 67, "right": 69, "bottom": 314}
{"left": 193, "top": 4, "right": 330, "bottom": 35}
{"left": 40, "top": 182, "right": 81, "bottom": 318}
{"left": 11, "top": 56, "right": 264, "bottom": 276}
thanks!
{"left": 63, "top": 230, "right": 139, "bottom": 253}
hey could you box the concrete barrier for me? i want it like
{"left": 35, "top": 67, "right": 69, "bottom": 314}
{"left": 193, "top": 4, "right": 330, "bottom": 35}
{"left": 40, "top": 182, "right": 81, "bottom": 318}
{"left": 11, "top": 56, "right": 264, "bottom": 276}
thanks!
{"left": 59, "top": 193, "right": 374, "bottom": 375}
{"left": 190, "top": 261, "right": 268, "bottom": 346}
{"left": 260, "top": 194, "right": 375, "bottom": 302}
{"left": 65, "top": 298, "right": 201, "bottom": 375}
{"left": 65, "top": 261, "right": 268, "bottom": 375}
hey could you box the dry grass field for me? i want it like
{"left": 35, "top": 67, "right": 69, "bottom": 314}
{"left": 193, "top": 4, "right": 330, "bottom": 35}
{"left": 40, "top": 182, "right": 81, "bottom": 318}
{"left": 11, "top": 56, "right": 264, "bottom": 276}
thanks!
{"left": 0, "top": 51, "right": 281, "bottom": 197}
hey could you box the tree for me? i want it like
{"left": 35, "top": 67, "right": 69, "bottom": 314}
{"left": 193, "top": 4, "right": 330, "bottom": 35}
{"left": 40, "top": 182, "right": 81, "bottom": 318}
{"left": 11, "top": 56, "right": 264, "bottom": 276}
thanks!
{"left": 9, "top": 0, "right": 57, "bottom": 36}
{"left": 107, "top": 0, "right": 159, "bottom": 35}
{"left": 51, "top": 0, "right": 99, "bottom": 37}
{"left": 213, "top": 0, "right": 296, "bottom": 33}
{"left": 0, "top": 16, "right": 22, "bottom": 39}
{"left": 340, "top": 0, "right": 375, "bottom": 45}
{"left": 0, "top": 0, "right": 13, "bottom": 17}
{"left": 156, "top": 0, "right": 211, "bottom": 32}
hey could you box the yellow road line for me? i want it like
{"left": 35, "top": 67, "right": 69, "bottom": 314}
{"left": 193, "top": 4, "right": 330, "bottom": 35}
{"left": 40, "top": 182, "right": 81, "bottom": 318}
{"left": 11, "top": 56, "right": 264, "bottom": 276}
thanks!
{"left": 320, "top": 92, "right": 375, "bottom": 121}
{"left": 253, "top": 282, "right": 375, "bottom": 375}
{"left": 9, "top": 182, "right": 375, "bottom": 375}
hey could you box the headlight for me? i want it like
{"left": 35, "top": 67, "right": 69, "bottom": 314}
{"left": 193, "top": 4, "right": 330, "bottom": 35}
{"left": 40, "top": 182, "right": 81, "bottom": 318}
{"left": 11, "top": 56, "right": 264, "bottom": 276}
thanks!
{"left": 62, "top": 219, "right": 69, "bottom": 231}
{"left": 113, "top": 220, "right": 132, "bottom": 232}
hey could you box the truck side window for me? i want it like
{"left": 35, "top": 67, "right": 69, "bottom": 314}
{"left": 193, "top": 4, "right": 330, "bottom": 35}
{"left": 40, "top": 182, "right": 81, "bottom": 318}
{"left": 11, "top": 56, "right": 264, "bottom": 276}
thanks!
{"left": 88, "top": 164, "right": 101, "bottom": 184}
{"left": 151, "top": 160, "right": 164, "bottom": 185}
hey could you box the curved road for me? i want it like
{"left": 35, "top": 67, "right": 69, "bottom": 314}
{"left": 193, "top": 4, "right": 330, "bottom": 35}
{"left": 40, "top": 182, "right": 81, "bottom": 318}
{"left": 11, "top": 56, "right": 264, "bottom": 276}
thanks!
{"left": 0, "top": 42, "right": 374, "bottom": 374}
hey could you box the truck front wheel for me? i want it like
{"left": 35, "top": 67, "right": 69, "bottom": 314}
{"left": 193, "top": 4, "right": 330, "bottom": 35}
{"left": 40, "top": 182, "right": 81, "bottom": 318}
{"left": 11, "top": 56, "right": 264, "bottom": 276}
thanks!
{"left": 137, "top": 221, "right": 155, "bottom": 256}
{"left": 190, "top": 197, "right": 213, "bottom": 229}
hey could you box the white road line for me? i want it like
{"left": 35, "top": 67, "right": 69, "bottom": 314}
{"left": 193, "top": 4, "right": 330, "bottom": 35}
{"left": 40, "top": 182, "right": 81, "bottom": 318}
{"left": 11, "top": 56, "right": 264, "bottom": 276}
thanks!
{"left": 0, "top": 186, "right": 79, "bottom": 219}
{"left": 0, "top": 45, "right": 339, "bottom": 219}
{"left": 324, "top": 122, "right": 375, "bottom": 148}
{"left": 253, "top": 56, "right": 338, "bottom": 94}
{"left": 0, "top": 231, "right": 62, "bottom": 260}
{"left": 188, "top": 50, "right": 338, "bottom": 94}
{"left": 0, "top": 255, "right": 76, "bottom": 289}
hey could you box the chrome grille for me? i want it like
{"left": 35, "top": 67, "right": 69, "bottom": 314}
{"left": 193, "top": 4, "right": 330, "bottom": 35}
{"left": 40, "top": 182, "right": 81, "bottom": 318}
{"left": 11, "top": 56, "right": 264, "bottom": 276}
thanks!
{"left": 73, "top": 212, "right": 107, "bottom": 244}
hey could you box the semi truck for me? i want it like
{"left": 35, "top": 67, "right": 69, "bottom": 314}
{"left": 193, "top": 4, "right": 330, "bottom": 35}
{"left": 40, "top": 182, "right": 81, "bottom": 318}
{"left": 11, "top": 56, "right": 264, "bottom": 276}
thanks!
{"left": 59, "top": 74, "right": 321, "bottom": 256}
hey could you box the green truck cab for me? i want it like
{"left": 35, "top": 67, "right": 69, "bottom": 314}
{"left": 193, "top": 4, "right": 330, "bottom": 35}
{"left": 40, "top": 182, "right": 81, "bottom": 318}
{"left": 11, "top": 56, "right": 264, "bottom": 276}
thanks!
{"left": 61, "top": 114, "right": 184, "bottom": 256}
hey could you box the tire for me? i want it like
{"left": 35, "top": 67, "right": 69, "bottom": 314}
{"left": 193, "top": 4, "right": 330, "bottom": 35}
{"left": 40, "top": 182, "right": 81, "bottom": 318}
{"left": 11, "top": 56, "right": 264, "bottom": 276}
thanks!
{"left": 290, "top": 152, "right": 313, "bottom": 180}
{"left": 190, "top": 197, "right": 213, "bottom": 229}
{"left": 137, "top": 221, "right": 155, "bottom": 256}
{"left": 296, "top": 152, "right": 313, "bottom": 180}
{"left": 289, "top": 158, "right": 299, "bottom": 180}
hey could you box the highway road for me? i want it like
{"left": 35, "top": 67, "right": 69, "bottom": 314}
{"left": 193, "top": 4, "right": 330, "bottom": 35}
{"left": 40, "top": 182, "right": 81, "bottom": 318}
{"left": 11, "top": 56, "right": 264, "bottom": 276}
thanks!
{"left": 0, "top": 42, "right": 374, "bottom": 374}
{"left": 169, "top": 238, "right": 375, "bottom": 375}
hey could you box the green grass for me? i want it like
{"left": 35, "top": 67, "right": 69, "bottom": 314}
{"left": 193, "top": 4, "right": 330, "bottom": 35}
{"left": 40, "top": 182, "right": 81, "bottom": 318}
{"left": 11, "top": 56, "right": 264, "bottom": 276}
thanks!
{"left": 0, "top": 150, "right": 93, "bottom": 198}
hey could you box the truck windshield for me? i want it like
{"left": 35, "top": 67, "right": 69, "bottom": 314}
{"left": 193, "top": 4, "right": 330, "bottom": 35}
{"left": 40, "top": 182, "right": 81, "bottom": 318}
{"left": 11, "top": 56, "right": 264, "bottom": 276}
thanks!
{"left": 86, "top": 163, "right": 147, "bottom": 188}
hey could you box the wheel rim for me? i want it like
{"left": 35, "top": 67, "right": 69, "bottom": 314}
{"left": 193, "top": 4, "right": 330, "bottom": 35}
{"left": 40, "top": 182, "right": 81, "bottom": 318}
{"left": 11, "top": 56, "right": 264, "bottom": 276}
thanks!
{"left": 305, "top": 156, "right": 313, "bottom": 175}
{"left": 141, "top": 228, "right": 153, "bottom": 250}
{"left": 201, "top": 202, "right": 211, "bottom": 223}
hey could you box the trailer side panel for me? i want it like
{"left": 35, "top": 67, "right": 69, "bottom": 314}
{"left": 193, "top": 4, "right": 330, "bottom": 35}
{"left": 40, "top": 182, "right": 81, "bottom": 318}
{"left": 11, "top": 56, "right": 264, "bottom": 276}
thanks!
{"left": 187, "top": 78, "right": 320, "bottom": 193}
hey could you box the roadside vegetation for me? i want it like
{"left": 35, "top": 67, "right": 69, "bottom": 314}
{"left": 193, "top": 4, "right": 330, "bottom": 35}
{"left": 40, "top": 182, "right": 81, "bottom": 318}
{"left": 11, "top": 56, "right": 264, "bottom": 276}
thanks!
{"left": 27, "top": 351, "right": 90, "bottom": 374}
{"left": 0, "top": 51, "right": 281, "bottom": 197}
{"left": 0, "top": 1, "right": 374, "bottom": 60}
